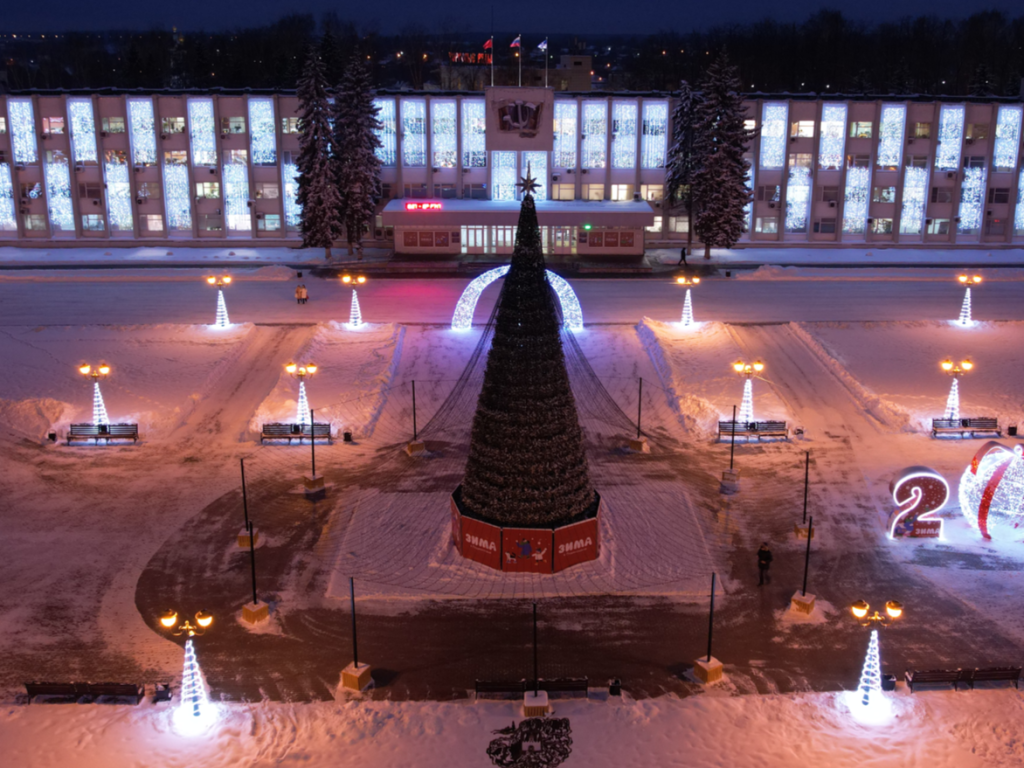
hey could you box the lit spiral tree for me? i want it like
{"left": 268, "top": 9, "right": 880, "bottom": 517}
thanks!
{"left": 940, "top": 357, "right": 973, "bottom": 421}
{"left": 676, "top": 275, "right": 700, "bottom": 327}
{"left": 732, "top": 360, "right": 764, "bottom": 424}
{"left": 956, "top": 274, "right": 982, "bottom": 326}
{"left": 341, "top": 273, "right": 367, "bottom": 328}
{"left": 844, "top": 599, "right": 903, "bottom": 724}
{"left": 159, "top": 609, "right": 216, "bottom": 736}
{"left": 206, "top": 275, "right": 233, "bottom": 329}
{"left": 285, "top": 361, "right": 317, "bottom": 426}
{"left": 78, "top": 363, "right": 110, "bottom": 425}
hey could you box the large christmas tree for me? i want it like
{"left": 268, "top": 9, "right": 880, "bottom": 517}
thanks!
{"left": 460, "top": 175, "right": 595, "bottom": 527}
{"left": 691, "top": 53, "right": 756, "bottom": 259}
{"left": 296, "top": 48, "right": 343, "bottom": 259}
{"left": 333, "top": 53, "right": 384, "bottom": 257}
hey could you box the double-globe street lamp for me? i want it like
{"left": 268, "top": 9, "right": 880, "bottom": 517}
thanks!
{"left": 732, "top": 359, "right": 765, "bottom": 424}
{"left": 676, "top": 275, "right": 701, "bottom": 327}
{"left": 78, "top": 363, "right": 111, "bottom": 426}
{"left": 941, "top": 357, "right": 973, "bottom": 421}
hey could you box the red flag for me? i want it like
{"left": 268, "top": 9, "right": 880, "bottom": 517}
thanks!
{"left": 483, "top": 38, "right": 493, "bottom": 50}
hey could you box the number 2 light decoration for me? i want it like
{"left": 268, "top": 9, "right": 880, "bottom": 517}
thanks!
{"left": 887, "top": 466, "right": 950, "bottom": 539}
{"left": 959, "top": 441, "right": 1024, "bottom": 541}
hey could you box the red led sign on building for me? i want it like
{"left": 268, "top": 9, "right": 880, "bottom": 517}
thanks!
{"left": 405, "top": 202, "right": 443, "bottom": 211}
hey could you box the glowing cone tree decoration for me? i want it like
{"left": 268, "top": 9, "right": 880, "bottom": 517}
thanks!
{"left": 180, "top": 637, "right": 211, "bottom": 721}
{"left": 681, "top": 289, "right": 695, "bottom": 326}
{"left": 92, "top": 381, "right": 110, "bottom": 425}
{"left": 349, "top": 289, "right": 363, "bottom": 327}
{"left": 958, "top": 288, "right": 973, "bottom": 326}
{"left": 738, "top": 379, "right": 754, "bottom": 423}
{"left": 856, "top": 629, "right": 883, "bottom": 708}
{"left": 297, "top": 380, "right": 310, "bottom": 426}
{"left": 944, "top": 377, "right": 960, "bottom": 420}
{"left": 215, "top": 290, "right": 230, "bottom": 328}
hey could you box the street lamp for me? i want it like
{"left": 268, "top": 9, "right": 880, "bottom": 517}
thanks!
{"left": 78, "top": 363, "right": 111, "bottom": 425}
{"left": 732, "top": 360, "right": 764, "bottom": 424}
{"left": 941, "top": 358, "right": 973, "bottom": 421}
{"left": 159, "top": 609, "right": 216, "bottom": 734}
{"left": 846, "top": 599, "right": 904, "bottom": 724}
{"left": 285, "top": 361, "right": 318, "bottom": 426}
{"left": 956, "top": 274, "right": 982, "bottom": 326}
{"left": 676, "top": 275, "right": 700, "bottom": 327}
{"left": 341, "top": 274, "right": 367, "bottom": 327}
{"left": 206, "top": 275, "right": 232, "bottom": 328}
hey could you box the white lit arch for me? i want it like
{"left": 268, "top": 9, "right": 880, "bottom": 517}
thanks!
{"left": 451, "top": 266, "right": 584, "bottom": 332}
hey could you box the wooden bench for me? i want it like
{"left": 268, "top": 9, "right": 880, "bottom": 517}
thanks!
{"left": 24, "top": 681, "right": 86, "bottom": 703}
{"left": 84, "top": 682, "right": 145, "bottom": 704}
{"left": 260, "top": 422, "right": 333, "bottom": 444}
{"left": 931, "top": 417, "right": 1001, "bottom": 438}
{"left": 718, "top": 420, "right": 788, "bottom": 442}
{"left": 25, "top": 681, "right": 146, "bottom": 704}
{"left": 967, "top": 667, "right": 1021, "bottom": 690}
{"left": 904, "top": 668, "right": 972, "bottom": 692}
{"left": 475, "top": 679, "right": 526, "bottom": 698}
{"left": 539, "top": 677, "right": 589, "bottom": 698}
{"left": 67, "top": 423, "right": 139, "bottom": 444}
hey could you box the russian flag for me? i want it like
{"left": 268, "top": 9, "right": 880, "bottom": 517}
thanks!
{"left": 510, "top": 35, "right": 521, "bottom": 48}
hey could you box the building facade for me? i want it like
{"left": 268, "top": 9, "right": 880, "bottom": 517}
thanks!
{"left": 1, "top": 88, "right": 1022, "bottom": 252}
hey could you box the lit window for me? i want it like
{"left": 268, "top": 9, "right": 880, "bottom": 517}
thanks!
{"left": 610, "top": 184, "right": 634, "bottom": 201}
{"left": 281, "top": 117, "right": 301, "bottom": 134}
{"left": 164, "top": 150, "right": 188, "bottom": 165}
{"left": 755, "top": 216, "right": 778, "bottom": 233}
{"left": 258, "top": 214, "right": 281, "bottom": 231}
{"left": 42, "top": 117, "right": 65, "bottom": 134}
{"left": 144, "top": 214, "right": 164, "bottom": 232}
{"left": 870, "top": 217, "right": 893, "bottom": 234}
{"left": 913, "top": 122, "right": 931, "bottom": 139}
{"left": 195, "top": 182, "right": 220, "bottom": 199}
{"left": 788, "top": 153, "right": 812, "bottom": 169}
{"left": 645, "top": 215, "right": 662, "bottom": 233}
{"left": 0, "top": 117, "right": 6, "bottom": 134}
{"left": 849, "top": 122, "right": 872, "bottom": 139}
{"left": 221, "top": 117, "right": 246, "bottom": 134}
{"left": 872, "top": 186, "right": 896, "bottom": 203}
{"left": 161, "top": 117, "right": 186, "bottom": 134}
{"left": 965, "top": 123, "right": 988, "bottom": 141}
{"left": 669, "top": 216, "right": 689, "bottom": 233}
{"left": 101, "top": 116, "right": 126, "bottom": 133}
{"left": 641, "top": 184, "right": 663, "bottom": 201}
{"left": 81, "top": 214, "right": 105, "bottom": 231}
{"left": 583, "top": 184, "right": 603, "bottom": 201}
{"left": 23, "top": 214, "right": 47, "bottom": 231}
{"left": 790, "top": 120, "right": 814, "bottom": 138}
{"left": 256, "top": 182, "right": 279, "bottom": 199}
{"left": 551, "top": 183, "right": 575, "bottom": 201}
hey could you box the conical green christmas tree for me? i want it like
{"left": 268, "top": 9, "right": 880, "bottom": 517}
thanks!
{"left": 461, "top": 177, "right": 595, "bottom": 526}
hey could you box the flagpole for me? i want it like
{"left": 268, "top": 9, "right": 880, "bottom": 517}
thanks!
{"left": 544, "top": 38, "right": 548, "bottom": 88}
{"left": 490, "top": 37, "right": 494, "bottom": 87}
{"left": 518, "top": 33, "right": 522, "bottom": 87}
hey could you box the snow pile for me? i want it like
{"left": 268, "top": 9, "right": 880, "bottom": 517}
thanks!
{"left": 0, "top": 398, "right": 72, "bottom": 440}
{"left": 735, "top": 265, "right": 803, "bottom": 281}
{"left": 247, "top": 265, "right": 298, "bottom": 281}
{"left": 789, "top": 323, "right": 912, "bottom": 432}
{"left": 249, "top": 322, "right": 405, "bottom": 439}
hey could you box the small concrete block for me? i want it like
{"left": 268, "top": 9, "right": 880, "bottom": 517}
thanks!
{"left": 303, "top": 474, "right": 326, "bottom": 499}
{"left": 341, "top": 662, "right": 373, "bottom": 691}
{"left": 720, "top": 468, "right": 741, "bottom": 495}
{"left": 238, "top": 527, "right": 259, "bottom": 548}
{"left": 790, "top": 591, "right": 816, "bottom": 615}
{"left": 242, "top": 600, "right": 269, "bottom": 625}
{"left": 523, "top": 690, "right": 550, "bottom": 717}
{"left": 793, "top": 523, "right": 815, "bottom": 539}
{"left": 628, "top": 437, "right": 651, "bottom": 453}
{"left": 405, "top": 440, "right": 426, "bottom": 456}
{"left": 693, "top": 656, "right": 724, "bottom": 684}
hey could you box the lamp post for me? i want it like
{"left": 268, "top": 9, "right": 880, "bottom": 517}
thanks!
{"left": 285, "top": 361, "right": 318, "bottom": 426}
{"left": 206, "top": 275, "right": 232, "bottom": 328}
{"left": 732, "top": 359, "right": 764, "bottom": 424}
{"left": 676, "top": 275, "right": 701, "bottom": 327}
{"left": 341, "top": 274, "right": 367, "bottom": 328}
{"left": 847, "top": 599, "right": 903, "bottom": 722}
{"left": 78, "top": 363, "right": 111, "bottom": 426}
{"left": 956, "top": 273, "right": 982, "bottom": 326}
{"left": 159, "top": 609, "right": 216, "bottom": 733}
{"left": 940, "top": 357, "right": 973, "bottom": 421}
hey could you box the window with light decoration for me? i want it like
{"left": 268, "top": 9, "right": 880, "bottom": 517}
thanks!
{"left": 872, "top": 186, "right": 896, "bottom": 203}
{"left": 164, "top": 150, "right": 188, "bottom": 165}
{"left": 102, "top": 117, "right": 126, "bottom": 134}
{"left": 137, "top": 182, "right": 162, "bottom": 199}
{"left": 401, "top": 99, "right": 427, "bottom": 168}
{"left": 460, "top": 100, "right": 486, "bottom": 169}
{"left": 195, "top": 182, "right": 220, "bottom": 199}
{"left": 790, "top": 120, "right": 814, "bottom": 138}
{"left": 431, "top": 101, "right": 457, "bottom": 169}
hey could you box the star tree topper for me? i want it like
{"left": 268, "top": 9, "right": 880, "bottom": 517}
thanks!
{"left": 517, "top": 164, "right": 540, "bottom": 198}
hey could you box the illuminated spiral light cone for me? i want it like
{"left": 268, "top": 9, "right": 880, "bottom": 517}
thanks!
{"left": 957, "top": 287, "right": 973, "bottom": 326}
{"left": 214, "top": 290, "right": 230, "bottom": 328}
{"left": 92, "top": 381, "right": 110, "bottom": 426}
{"left": 173, "top": 638, "right": 216, "bottom": 736}
{"left": 856, "top": 630, "right": 883, "bottom": 707}
{"left": 296, "top": 380, "right": 310, "bottom": 426}
{"left": 681, "top": 289, "right": 695, "bottom": 327}
{"left": 737, "top": 379, "right": 754, "bottom": 423}
{"left": 959, "top": 444, "right": 1024, "bottom": 541}
{"left": 349, "top": 290, "right": 363, "bottom": 328}
{"left": 944, "top": 378, "right": 960, "bottom": 421}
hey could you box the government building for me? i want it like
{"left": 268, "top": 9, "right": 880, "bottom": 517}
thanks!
{"left": 0, "top": 88, "right": 1022, "bottom": 255}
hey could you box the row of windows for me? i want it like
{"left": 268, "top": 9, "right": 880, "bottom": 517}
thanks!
{"left": 751, "top": 215, "right": 1013, "bottom": 237}
{"left": 755, "top": 184, "right": 1015, "bottom": 205}
{"left": 785, "top": 119, "right": 993, "bottom": 141}
{"left": 26, "top": 115, "right": 303, "bottom": 137}
{"left": 21, "top": 212, "right": 285, "bottom": 233}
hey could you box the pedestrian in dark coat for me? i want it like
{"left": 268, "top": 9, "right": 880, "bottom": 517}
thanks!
{"left": 678, "top": 247, "right": 688, "bottom": 266}
{"left": 757, "top": 543, "right": 773, "bottom": 586}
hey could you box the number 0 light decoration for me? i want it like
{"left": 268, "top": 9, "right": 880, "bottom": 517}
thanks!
{"left": 959, "top": 441, "right": 1024, "bottom": 541}
{"left": 887, "top": 467, "right": 949, "bottom": 539}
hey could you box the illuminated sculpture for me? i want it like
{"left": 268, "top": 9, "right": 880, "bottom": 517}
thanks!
{"left": 206, "top": 275, "right": 232, "bottom": 329}
{"left": 349, "top": 289, "right": 363, "bottom": 327}
{"left": 940, "top": 358, "right": 973, "bottom": 421}
{"left": 959, "top": 441, "right": 1024, "bottom": 541}
{"left": 285, "top": 362, "right": 317, "bottom": 426}
{"left": 956, "top": 274, "right": 982, "bottom": 326}
{"left": 887, "top": 467, "right": 949, "bottom": 539}
{"left": 732, "top": 360, "right": 764, "bottom": 424}
{"left": 451, "top": 267, "right": 583, "bottom": 332}
{"left": 160, "top": 610, "right": 216, "bottom": 736}
{"left": 676, "top": 276, "right": 700, "bottom": 327}
{"left": 79, "top": 364, "right": 111, "bottom": 425}
{"left": 844, "top": 600, "right": 903, "bottom": 725}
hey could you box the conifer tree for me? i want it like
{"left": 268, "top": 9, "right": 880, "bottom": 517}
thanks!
{"left": 665, "top": 80, "right": 702, "bottom": 261}
{"left": 296, "top": 48, "right": 343, "bottom": 259}
{"left": 691, "top": 53, "right": 756, "bottom": 259}
{"left": 461, "top": 176, "right": 594, "bottom": 527}
{"left": 333, "top": 54, "right": 384, "bottom": 257}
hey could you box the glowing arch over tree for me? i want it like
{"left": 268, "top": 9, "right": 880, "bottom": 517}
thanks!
{"left": 451, "top": 266, "right": 584, "bottom": 332}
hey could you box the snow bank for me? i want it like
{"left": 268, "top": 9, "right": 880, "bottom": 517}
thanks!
{"left": 0, "top": 398, "right": 72, "bottom": 440}
{"left": 735, "top": 265, "right": 1024, "bottom": 282}
{"left": 789, "top": 323, "right": 912, "bottom": 432}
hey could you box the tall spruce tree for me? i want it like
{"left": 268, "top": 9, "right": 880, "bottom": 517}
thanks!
{"left": 461, "top": 178, "right": 594, "bottom": 527}
{"left": 691, "top": 53, "right": 756, "bottom": 259}
{"left": 296, "top": 49, "right": 343, "bottom": 259}
{"left": 665, "top": 80, "right": 703, "bottom": 261}
{"left": 333, "top": 54, "right": 384, "bottom": 257}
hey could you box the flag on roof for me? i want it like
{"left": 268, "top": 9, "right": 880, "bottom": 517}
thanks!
{"left": 510, "top": 36, "right": 521, "bottom": 48}
{"left": 483, "top": 38, "right": 493, "bottom": 49}
{"left": 537, "top": 39, "right": 548, "bottom": 50}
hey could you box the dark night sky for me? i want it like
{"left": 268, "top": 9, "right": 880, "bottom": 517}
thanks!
{"left": 1, "top": 0, "right": 1019, "bottom": 34}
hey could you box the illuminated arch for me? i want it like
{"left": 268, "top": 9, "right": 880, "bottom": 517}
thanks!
{"left": 451, "top": 266, "right": 584, "bottom": 332}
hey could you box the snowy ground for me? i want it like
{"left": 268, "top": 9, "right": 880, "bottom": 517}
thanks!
{"left": 3, "top": 265, "right": 1024, "bottom": 763}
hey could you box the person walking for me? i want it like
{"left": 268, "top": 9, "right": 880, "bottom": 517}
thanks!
{"left": 757, "top": 543, "right": 773, "bottom": 586}
{"left": 299, "top": 284, "right": 309, "bottom": 304}
{"left": 295, "top": 284, "right": 303, "bottom": 305}
{"left": 678, "top": 247, "right": 688, "bottom": 267}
